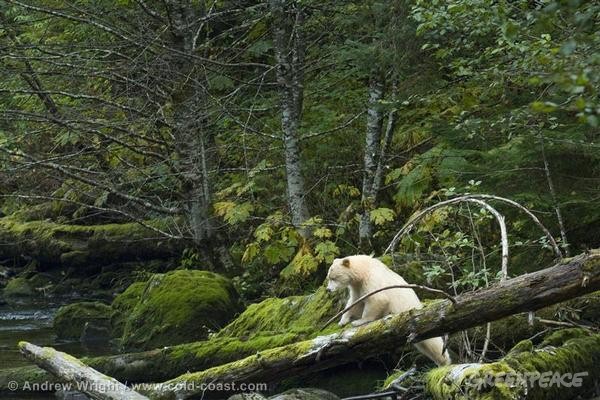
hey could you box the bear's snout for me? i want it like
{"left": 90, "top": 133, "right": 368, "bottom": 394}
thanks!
{"left": 326, "top": 280, "right": 337, "bottom": 292}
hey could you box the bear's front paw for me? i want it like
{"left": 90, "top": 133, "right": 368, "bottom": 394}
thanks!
{"left": 338, "top": 315, "right": 351, "bottom": 326}
{"left": 351, "top": 319, "right": 370, "bottom": 327}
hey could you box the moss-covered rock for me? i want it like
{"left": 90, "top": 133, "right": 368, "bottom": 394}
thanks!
{"left": 110, "top": 281, "right": 147, "bottom": 338}
{"left": 115, "top": 270, "right": 242, "bottom": 350}
{"left": 3, "top": 277, "right": 35, "bottom": 297}
{"left": 53, "top": 301, "right": 112, "bottom": 340}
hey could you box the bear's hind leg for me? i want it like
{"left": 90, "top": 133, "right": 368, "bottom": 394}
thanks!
{"left": 414, "top": 337, "right": 451, "bottom": 366}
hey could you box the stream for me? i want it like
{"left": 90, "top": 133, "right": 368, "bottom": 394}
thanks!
{"left": 0, "top": 299, "right": 116, "bottom": 399}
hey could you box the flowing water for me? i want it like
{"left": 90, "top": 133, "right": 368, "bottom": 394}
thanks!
{"left": 0, "top": 299, "right": 116, "bottom": 399}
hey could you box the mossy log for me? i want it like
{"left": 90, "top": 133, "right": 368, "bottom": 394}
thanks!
{"left": 426, "top": 328, "right": 600, "bottom": 399}
{"left": 136, "top": 250, "right": 599, "bottom": 400}
{"left": 0, "top": 217, "right": 184, "bottom": 268}
{"left": 19, "top": 342, "right": 148, "bottom": 400}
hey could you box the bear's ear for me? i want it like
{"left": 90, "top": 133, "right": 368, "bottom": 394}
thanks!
{"left": 341, "top": 258, "right": 350, "bottom": 268}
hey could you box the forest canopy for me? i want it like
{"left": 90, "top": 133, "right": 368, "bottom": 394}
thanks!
{"left": 0, "top": 0, "right": 598, "bottom": 299}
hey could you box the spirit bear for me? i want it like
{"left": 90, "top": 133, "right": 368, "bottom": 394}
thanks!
{"left": 326, "top": 255, "right": 451, "bottom": 366}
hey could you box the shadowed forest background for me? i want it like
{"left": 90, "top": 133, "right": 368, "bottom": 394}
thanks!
{"left": 0, "top": 0, "right": 598, "bottom": 399}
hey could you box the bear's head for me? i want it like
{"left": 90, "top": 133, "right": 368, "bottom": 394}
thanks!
{"left": 326, "top": 257, "right": 352, "bottom": 292}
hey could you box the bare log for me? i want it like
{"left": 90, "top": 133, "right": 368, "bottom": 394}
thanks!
{"left": 19, "top": 342, "right": 148, "bottom": 400}
{"left": 140, "top": 250, "right": 600, "bottom": 400}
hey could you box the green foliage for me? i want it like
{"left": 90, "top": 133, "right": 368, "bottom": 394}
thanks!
{"left": 0, "top": 0, "right": 598, "bottom": 303}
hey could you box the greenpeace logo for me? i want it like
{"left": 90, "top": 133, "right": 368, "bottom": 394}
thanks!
{"left": 464, "top": 371, "right": 589, "bottom": 389}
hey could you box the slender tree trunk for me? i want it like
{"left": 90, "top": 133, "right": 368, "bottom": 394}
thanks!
{"left": 166, "top": 1, "right": 215, "bottom": 247}
{"left": 359, "top": 76, "right": 385, "bottom": 249}
{"left": 373, "top": 108, "right": 397, "bottom": 197}
{"left": 540, "top": 132, "right": 569, "bottom": 255}
{"left": 271, "top": 0, "right": 310, "bottom": 237}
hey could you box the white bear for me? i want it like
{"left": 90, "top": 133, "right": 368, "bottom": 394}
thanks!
{"left": 326, "top": 255, "right": 451, "bottom": 366}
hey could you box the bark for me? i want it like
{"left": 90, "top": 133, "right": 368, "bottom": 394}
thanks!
{"left": 138, "top": 250, "right": 600, "bottom": 399}
{"left": 358, "top": 77, "right": 385, "bottom": 249}
{"left": 271, "top": 0, "right": 310, "bottom": 236}
{"left": 19, "top": 342, "right": 148, "bottom": 400}
{"left": 166, "top": 0, "right": 215, "bottom": 247}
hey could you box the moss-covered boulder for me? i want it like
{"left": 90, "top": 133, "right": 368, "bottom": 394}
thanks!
{"left": 111, "top": 281, "right": 147, "bottom": 338}
{"left": 3, "top": 277, "right": 35, "bottom": 297}
{"left": 114, "top": 270, "right": 242, "bottom": 350}
{"left": 53, "top": 301, "right": 112, "bottom": 340}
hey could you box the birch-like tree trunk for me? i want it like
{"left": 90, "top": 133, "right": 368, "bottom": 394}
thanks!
{"left": 359, "top": 76, "right": 385, "bottom": 248}
{"left": 271, "top": 0, "right": 310, "bottom": 237}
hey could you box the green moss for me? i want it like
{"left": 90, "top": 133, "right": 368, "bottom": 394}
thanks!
{"left": 540, "top": 328, "right": 589, "bottom": 347}
{"left": 449, "top": 291, "right": 600, "bottom": 354}
{"left": 111, "top": 281, "right": 146, "bottom": 338}
{"left": 53, "top": 301, "right": 112, "bottom": 340}
{"left": 506, "top": 339, "right": 534, "bottom": 356}
{"left": 116, "top": 270, "right": 242, "bottom": 350}
{"left": 218, "top": 287, "right": 344, "bottom": 339}
{"left": 0, "top": 217, "right": 183, "bottom": 268}
{"left": 3, "top": 277, "right": 35, "bottom": 297}
{"left": 426, "top": 362, "right": 523, "bottom": 400}
{"left": 427, "top": 330, "right": 600, "bottom": 400}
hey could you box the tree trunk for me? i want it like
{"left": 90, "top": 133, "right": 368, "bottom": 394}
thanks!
{"left": 359, "top": 76, "right": 385, "bottom": 249}
{"left": 139, "top": 250, "right": 599, "bottom": 400}
{"left": 19, "top": 342, "right": 148, "bottom": 400}
{"left": 271, "top": 0, "right": 310, "bottom": 237}
{"left": 540, "top": 132, "right": 569, "bottom": 255}
{"left": 166, "top": 1, "right": 215, "bottom": 248}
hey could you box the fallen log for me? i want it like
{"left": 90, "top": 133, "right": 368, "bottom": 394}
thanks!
{"left": 19, "top": 342, "right": 148, "bottom": 400}
{"left": 141, "top": 250, "right": 600, "bottom": 400}
{"left": 3, "top": 291, "right": 598, "bottom": 393}
{"left": 0, "top": 217, "right": 184, "bottom": 268}
{"left": 426, "top": 329, "right": 600, "bottom": 400}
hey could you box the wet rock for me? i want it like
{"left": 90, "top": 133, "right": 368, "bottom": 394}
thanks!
{"left": 54, "top": 301, "right": 112, "bottom": 340}
{"left": 269, "top": 388, "right": 340, "bottom": 400}
{"left": 55, "top": 390, "right": 91, "bottom": 400}
{"left": 80, "top": 321, "right": 111, "bottom": 343}
{"left": 3, "top": 277, "right": 35, "bottom": 297}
